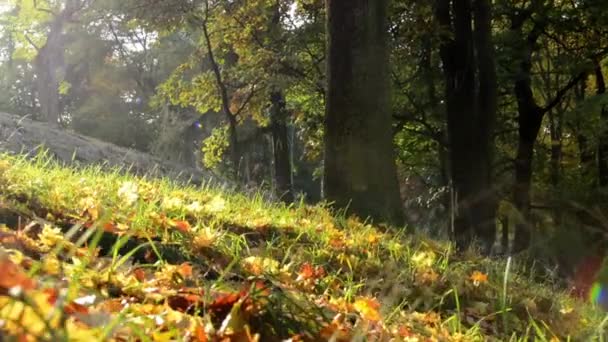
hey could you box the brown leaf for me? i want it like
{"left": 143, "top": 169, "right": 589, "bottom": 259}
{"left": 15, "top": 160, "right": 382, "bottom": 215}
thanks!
{"left": 134, "top": 268, "right": 146, "bottom": 282}
{"left": 167, "top": 293, "right": 203, "bottom": 313}
{"left": 0, "top": 256, "right": 36, "bottom": 293}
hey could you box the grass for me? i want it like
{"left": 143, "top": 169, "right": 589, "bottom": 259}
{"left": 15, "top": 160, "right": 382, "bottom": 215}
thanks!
{"left": 0, "top": 151, "right": 605, "bottom": 341}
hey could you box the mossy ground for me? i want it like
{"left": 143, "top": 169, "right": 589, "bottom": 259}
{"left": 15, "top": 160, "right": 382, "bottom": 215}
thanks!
{"left": 0, "top": 152, "right": 605, "bottom": 341}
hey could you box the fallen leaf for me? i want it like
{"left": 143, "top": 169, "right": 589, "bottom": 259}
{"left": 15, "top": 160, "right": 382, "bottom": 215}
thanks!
{"left": 134, "top": 268, "right": 146, "bottom": 282}
{"left": 241, "top": 256, "right": 280, "bottom": 276}
{"left": 178, "top": 262, "right": 193, "bottom": 278}
{"left": 170, "top": 220, "right": 191, "bottom": 233}
{"left": 470, "top": 271, "right": 489, "bottom": 286}
{"left": 0, "top": 256, "right": 36, "bottom": 294}
{"left": 353, "top": 297, "right": 381, "bottom": 322}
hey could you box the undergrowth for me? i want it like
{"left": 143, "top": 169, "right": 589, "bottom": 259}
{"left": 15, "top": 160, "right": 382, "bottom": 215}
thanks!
{"left": 0, "top": 152, "right": 605, "bottom": 341}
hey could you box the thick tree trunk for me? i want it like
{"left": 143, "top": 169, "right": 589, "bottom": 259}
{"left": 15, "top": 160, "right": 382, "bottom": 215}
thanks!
{"left": 512, "top": 67, "right": 545, "bottom": 252}
{"left": 472, "top": 0, "right": 499, "bottom": 252}
{"left": 435, "top": 0, "right": 498, "bottom": 253}
{"left": 324, "top": 0, "right": 404, "bottom": 226}
{"left": 510, "top": 15, "right": 545, "bottom": 253}
{"left": 35, "top": 20, "right": 65, "bottom": 126}
{"left": 270, "top": 91, "right": 294, "bottom": 203}
{"left": 596, "top": 62, "right": 608, "bottom": 187}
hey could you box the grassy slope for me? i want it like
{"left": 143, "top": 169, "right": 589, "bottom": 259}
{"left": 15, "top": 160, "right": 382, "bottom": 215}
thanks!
{"left": 0, "top": 152, "right": 604, "bottom": 341}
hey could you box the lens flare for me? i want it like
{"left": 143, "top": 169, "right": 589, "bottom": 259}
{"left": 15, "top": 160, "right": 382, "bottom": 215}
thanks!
{"left": 589, "top": 282, "right": 605, "bottom": 306}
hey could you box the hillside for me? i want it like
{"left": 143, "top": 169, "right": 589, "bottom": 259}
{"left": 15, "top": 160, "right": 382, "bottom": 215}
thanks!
{"left": 0, "top": 112, "right": 217, "bottom": 185}
{"left": 0, "top": 152, "right": 605, "bottom": 341}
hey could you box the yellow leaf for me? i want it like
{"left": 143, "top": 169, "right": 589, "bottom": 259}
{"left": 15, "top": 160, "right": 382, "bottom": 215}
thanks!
{"left": 353, "top": 297, "right": 381, "bottom": 322}
{"left": 241, "top": 256, "right": 280, "bottom": 276}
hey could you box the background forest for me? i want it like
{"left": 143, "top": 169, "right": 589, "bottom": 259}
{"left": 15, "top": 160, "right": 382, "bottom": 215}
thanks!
{"left": 1, "top": 0, "right": 608, "bottom": 282}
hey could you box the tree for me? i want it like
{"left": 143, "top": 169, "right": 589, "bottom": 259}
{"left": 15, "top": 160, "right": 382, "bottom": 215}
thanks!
{"left": 596, "top": 61, "right": 608, "bottom": 187}
{"left": 324, "top": 0, "right": 404, "bottom": 226}
{"left": 26, "top": 0, "right": 93, "bottom": 126}
{"left": 435, "top": 0, "right": 498, "bottom": 253}
{"left": 501, "top": 0, "right": 608, "bottom": 252}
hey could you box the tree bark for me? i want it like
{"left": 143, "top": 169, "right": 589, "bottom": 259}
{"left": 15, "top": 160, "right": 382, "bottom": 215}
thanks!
{"left": 435, "top": 0, "right": 498, "bottom": 253}
{"left": 596, "top": 62, "right": 608, "bottom": 187}
{"left": 472, "top": 0, "right": 499, "bottom": 252}
{"left": 324, "top": 0, "right": 404, "bottom": 226}
{"left": 270, "top": 91, "right": 294, "bottom": 203}
{"left": 509, "top": 12, "right": 587, "bottom": 252}
{"left": 512, "top": 70, "right": 544, "bottom": 252}
{"left": 548, "top": 109, "right": 562, "bottom": 187}
{"left": 35, "top": 19, "right": 65, "bottom": 126}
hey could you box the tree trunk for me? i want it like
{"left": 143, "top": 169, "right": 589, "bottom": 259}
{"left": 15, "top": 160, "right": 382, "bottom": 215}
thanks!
{"left": 548, "top": 109, "right": 562, "bottom": 187}
{"left": 472, "top": 0, "right": 499, "bottom": 252}
{"left": 324, "top": 0, "right": 404, "bottom": 226}
{"left": 35, "top": 19, "right": 65, "bottom": 126}
{"left": 270, "top": 91, "right": 294, "bottom": 203}
{"left": 201, "top": 1, "right": 240, "bottom": 178}
{"left": 435, "top": 0, "right": 498, "bottom": 253}
{"left": 227, "top": 114, "right": 239, "bottom": 177}
{"left": 596, "top": 62, "right": 608, "bottom": 187}
{"left": 574, "top": 74, "right": 595, "bottom": 177}
{"left": 512, "top": 54, "right": 545, "bottom": 252}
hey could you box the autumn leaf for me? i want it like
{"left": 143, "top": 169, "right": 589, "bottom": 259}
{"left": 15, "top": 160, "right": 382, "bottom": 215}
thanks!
{"left": 178, "top": 262, "right": 193, "bottom": 278}
{"left": 353, "top": 297, "right": 381, "bottom": 322}
{"left": 319, "top": 314, "right": 351, "bottom": 342}
{"left": 193, "top": 226, "right": 220, "bottom": 249}
{"left": 470, "top": 271, "right": 489, "bottom": 286}
{"left": 64, "top": 301, "right": 89, "bottom": 315}
{"left": 167, "top": 293, "right": 203, "bottom": 313}
{"left": 241, "top": 256, "right": 281, "bottom": 276}
{"left": 169, "top": 219, "right": 191, "bottom": 233}
{"left": 218, "top": 296, "right": 247, "bottom": 336}
{"left": 133, "top": 268, "right": 146, "bottom": 282}
{"left": 0, "top": 256, "right": 36, "bottom": 294}
{"left": 210, "top": 292, "right": 242, "bottom": 314}
{"left": 297, "top": 262, "right": 315, "bottom": 281}
{"left": 193, "top": 324, "right": 209, "bottom": 342}
{"left": 296, "top": 263, "right": 326, "bottom": 286}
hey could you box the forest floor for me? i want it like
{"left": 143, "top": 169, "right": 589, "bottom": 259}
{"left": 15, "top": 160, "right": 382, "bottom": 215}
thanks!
{"left": 0, "top": 152, "right": 605, "bottom": 341}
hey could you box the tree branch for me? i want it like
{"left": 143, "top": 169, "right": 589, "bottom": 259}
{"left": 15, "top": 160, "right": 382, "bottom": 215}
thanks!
{"left": 201, "top": 0, "right": 234, "bottom": 120}
{"left": 541, "top": 71, "right": 588, "bottom": 114}
{"left": 23, "top": 34, "right": 40, "bottom": 52}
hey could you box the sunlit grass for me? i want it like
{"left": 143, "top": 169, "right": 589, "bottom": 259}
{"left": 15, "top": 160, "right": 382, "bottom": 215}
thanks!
{"left": 0, "top": 151, "right": 605, "bottom": 340}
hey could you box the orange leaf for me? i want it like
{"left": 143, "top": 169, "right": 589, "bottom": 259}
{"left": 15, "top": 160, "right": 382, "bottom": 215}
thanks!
{"left": 194, "top": 324, "right": 208, "bottom": 342}
{"left": 103, "top": 222, "right": 120, "bottom": 233}
{"left": 470, "top": 271, "right": 489, "bottom": 285}
{"left": 64, "top": 302, "right": 89, "bottom": 315}
{"left": 133, "top": 268, "right": 146, "bottom": 282}
{"left": 297, "top": 263, "right": 315, "bottom": 281}
{"left": 44, "top": 287, "right": 59, "bottom": 304}
{"left": 0, "top": 257, "right": 36, "bottom": 293}
{"left": 178, "top": 262, "right": 193, "bottom": 278}
{"left": 211, "top": 292, "right": 242, "bottom": 310}
{"left": 171, "top": 220, "right": 191, "bottom": 233}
